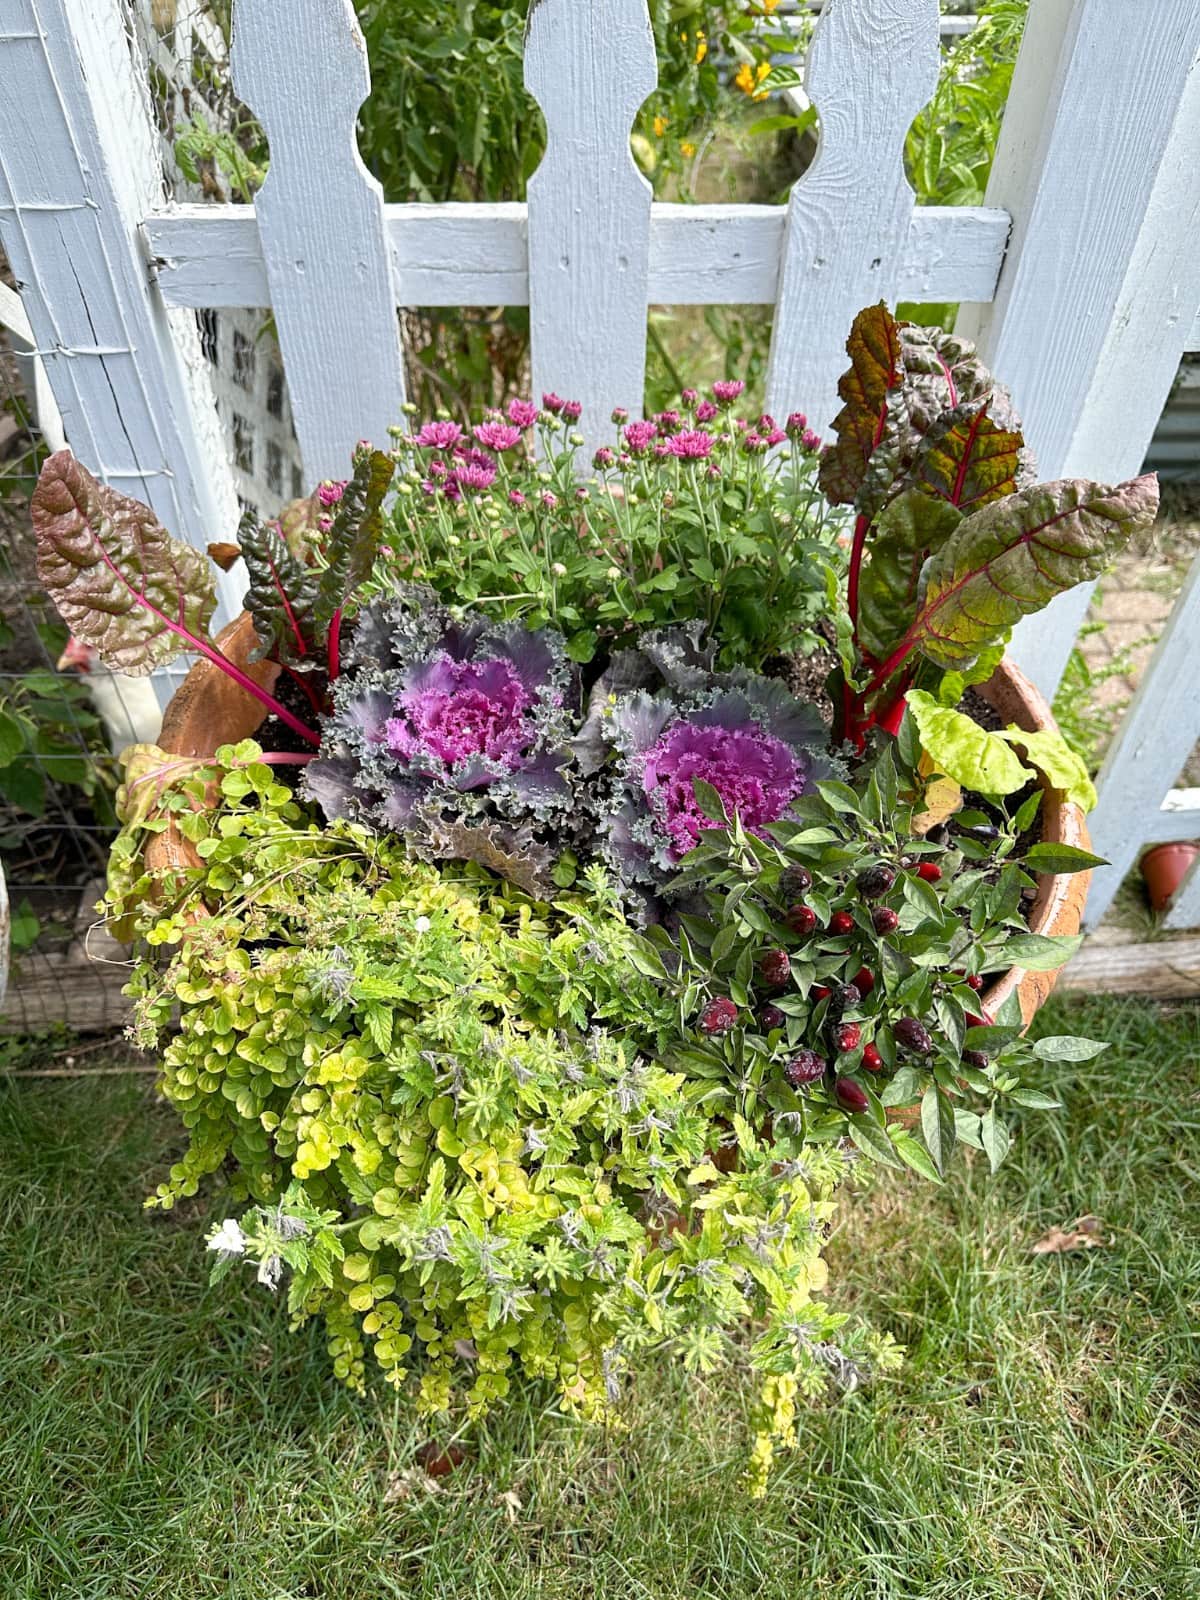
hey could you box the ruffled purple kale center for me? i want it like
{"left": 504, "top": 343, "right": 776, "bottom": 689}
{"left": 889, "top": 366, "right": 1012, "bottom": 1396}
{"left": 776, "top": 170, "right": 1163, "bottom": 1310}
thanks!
{"left": 638, "top": 717, "right": 803, "bottom": 859}
{"left": 386, "top": 654, "right": 536, "bottom": 774}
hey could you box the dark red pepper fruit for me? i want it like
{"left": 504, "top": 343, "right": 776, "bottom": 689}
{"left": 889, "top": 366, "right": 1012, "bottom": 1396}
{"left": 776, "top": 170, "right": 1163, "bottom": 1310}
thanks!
{"left": 811, "top": 984, "right": 831, "bottom": 1001}
{"left": 856, "top": 864, "right": 896, "bottom": 900}
{"left": 853, "top": 966, "right": 875, "bottom": 995}
{"left": 778, "top": 864, "right": 813, "bottom": 900}
{"left": 784, "top": 1049, "right": 826, "bottom": 1086}
{"left": 915, "top": 861, "right": 943, "bottom": 883}
{"left": 759, "top": 1004, "right": 786, "bottom": 1031}
{"left": 831, "top": 1021, "right": 862, "bottom": 1053}
{"left": 786, "top": 904, "right": 818, "bottom": 936}
{"left": 871, "top": 907, "right": 900, "bottom": 935}
{"left": 894, "top": 1017, "right": 934, "bottom": 1056}
{"left": 966, "top": 973, "right": 984, "bottom": 992}
{"left": 836, "top": 983, "right": 862, "bottom": 1010}
{"left": 835, "top": 1076, "right": 870, "bottom": 1113}
{"left": 760, "top": 947, "right": 791, "bottom": 988}
{"left": 699, "top": 997, "right": 738, "bottom": 1036}
{"left": 828, "top": 909, "right": 856, "bottom": 936}
{"left": 862, "top": 1042, "right": 883, "bottom": 1072}
{"left": 961, "top": 1048, "right": 990, "bottom": 1070}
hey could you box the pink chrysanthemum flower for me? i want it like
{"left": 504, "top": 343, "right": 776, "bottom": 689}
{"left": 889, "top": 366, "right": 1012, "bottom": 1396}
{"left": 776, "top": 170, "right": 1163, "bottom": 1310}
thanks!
{"left": 474, "top": 421, "right": 522, "bottom": 452}
{"left": 765, "top": 428, "right": 787, "bottom": 446}
{"left": 561, "top": 400, "right": 582, "bottom": 422}
{"left": 664, "top": 429, "right": 715, "bottom": 460}
{"left": 712, "top": 379, "right": 745, "bottom": 404}
{"left": 542, "top": 392, "right": 565, "bottom": 414}
{"left": 623, "top": 420, "right": 658, "bottom": 455}
{"left": 593, "top": 446, "right": 616, "bottom": 469}
{"left": 453, "top": 459, "right": 496, "bottom": 493}
{"left": 541, "top": 490, "right": 558, "bottom": 509}
{"left": 655, "top": 410, "right": 681, "bottom": 435}
{"left": 416, "top": 420, "right": 464, "bottom": 450}
{"left": 742, "top": 431, "right": 768, "bottom": 455}
{"left": 801, "top": 428, "right": 822, "bottom": 452}
{"left": 786, "top": 411, "right": 808, "bottom": 435}
{"left": 507, "top": 399, "right": 538, "bottom": 429}
{"left": 694, "top": 399, "right": 719, "bottom": 423}
{"left": 316, "top": 479, "right": 346, "bottom": 508}
{"left": 509, "top": 489, "right": 527, "bottom": 508}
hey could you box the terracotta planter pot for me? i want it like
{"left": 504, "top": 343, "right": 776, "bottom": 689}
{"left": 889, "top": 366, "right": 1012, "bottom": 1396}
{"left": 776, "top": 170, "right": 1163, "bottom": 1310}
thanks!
{"left": 148, "top": 615, "right": 1089, "bottom": 1025}
{"left": 1141, "top": 841, "right": 1200, "bottom": 913}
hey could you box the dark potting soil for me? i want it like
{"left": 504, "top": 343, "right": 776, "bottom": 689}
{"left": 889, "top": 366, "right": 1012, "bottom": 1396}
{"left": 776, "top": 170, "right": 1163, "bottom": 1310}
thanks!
{"left": 256, "top": 670, "right": 325, "bottom": 788}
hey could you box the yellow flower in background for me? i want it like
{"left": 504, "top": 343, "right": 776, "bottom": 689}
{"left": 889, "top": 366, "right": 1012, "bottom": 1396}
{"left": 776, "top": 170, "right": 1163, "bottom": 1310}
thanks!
{"left": 681, "top": 141, "right": 696, "bottom": 158}
{"left": 735, "top": 60, "right": 772, "bottom": 101}
{"left": 762, "top": 0, "right": 780, "bottom": 12}
{"left": 653, "top": 114, "right": 669, "bottom": 138}
{"left": 694, "top": 31, "right": 707, "bottom": 64}
{"left": 734, "top": 62, "right": 755, "bottom": 95}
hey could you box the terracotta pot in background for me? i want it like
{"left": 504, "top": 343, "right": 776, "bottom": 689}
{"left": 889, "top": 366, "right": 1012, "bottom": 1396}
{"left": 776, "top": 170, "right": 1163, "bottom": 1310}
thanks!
{"left": 1141, "top": 841, "right": 1200, "bottom": 913}
{"left": 148, "top": 615, "right": 1090, "bottom": 1027}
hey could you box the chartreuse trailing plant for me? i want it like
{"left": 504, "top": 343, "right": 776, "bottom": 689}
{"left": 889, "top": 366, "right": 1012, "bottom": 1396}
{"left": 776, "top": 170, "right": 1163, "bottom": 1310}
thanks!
{"left": 819, "top": 303, "right": 1158, "bottom": 776}
{"left": 106, "top": 745, "right": 880, "bottom": 1494}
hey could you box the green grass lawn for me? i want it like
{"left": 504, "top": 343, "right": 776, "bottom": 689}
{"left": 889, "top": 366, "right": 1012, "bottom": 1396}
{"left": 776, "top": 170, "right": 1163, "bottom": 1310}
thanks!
{"left": 2, "top": 996, "right": 1198, "bottom": 1599}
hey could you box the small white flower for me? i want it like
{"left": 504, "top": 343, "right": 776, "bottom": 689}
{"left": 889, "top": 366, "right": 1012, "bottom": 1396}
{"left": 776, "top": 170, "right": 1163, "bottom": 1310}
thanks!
{"left": 414, "top": 915, "right": 432, "bottom": 934}
{"left": 606, "top": 566, "right": 621, "bottom": 581}
{"left": 207, "top": 1218, "right": 246, "bottom": 1258}
{"left": 257, "top": 1254, "right": 284, "bottom": 1292}
{"left": 551, "top": 562, "right": 567, "bottom": 577}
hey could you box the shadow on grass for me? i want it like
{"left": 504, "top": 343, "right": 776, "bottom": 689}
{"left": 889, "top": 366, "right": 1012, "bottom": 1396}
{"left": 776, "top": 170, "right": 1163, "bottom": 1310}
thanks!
{"left": 1, "top": 997, "right": 1197, "bottom": 1599}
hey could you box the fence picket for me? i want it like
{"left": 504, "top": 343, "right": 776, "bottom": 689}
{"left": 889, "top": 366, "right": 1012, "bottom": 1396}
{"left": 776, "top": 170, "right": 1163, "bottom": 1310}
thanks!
{"left": 764, "top": 0, "right": 940, "bottom": 432}
{"left": 956, "top": 0, "right": 1200, "bottom": 700}
{"left": 0, "top": 0, "right": 239, "bottom": 640}
{"left": 230, "top": 0, "right": 405, "bottom": 481}
{"left": 525, "top": 0, "right": 655, "bottom": 457}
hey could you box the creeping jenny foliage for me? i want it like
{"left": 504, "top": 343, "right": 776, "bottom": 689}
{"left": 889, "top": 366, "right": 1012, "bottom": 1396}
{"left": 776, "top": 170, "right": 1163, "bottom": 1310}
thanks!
{"left": 111, "top": 743, "right": 888, "bottom": 1491}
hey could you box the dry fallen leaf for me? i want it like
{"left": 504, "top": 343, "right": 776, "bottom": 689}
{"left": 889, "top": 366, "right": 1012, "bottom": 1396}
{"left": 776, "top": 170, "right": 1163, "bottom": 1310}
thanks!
{"left": 498, "top": 1489, "right": 523, "bottom": 1522}
{"left": 206, "top": 540, "right": 242, "bottom": 571}
{"left": 913, "top": 772, "right": 963, "bottom": 836}
{"left": 1031, "top": 1214, "right": 1107, "bottom": 1254}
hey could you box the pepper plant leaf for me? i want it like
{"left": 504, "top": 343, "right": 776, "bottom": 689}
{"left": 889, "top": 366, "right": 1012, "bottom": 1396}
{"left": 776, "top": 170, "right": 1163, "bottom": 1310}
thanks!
{"left": 32, "top": 449, "right": 217, "bottom": 676}
{"left": 906, "top": 475, "right": 1159, "bottom": 672}
{"left": 239, "top": 510, "right": 319, "bottom": 666}
{"left": 857, "top": 488, "right": 964, "bottom": 661}
{"left": 818, "top": 302, "right": 905, "bottom": 509}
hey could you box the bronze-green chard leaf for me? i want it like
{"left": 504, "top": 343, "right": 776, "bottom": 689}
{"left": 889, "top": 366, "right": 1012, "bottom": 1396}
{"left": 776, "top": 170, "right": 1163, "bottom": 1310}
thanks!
{"left": 857, "top": 488, "right": 963, "bottom": 662}
{"left": 239, "top": 509, "right": 319, "bottom": 667}
{"left": 33, "top": 449, "right": 217, "bottom": 676}
{"left": 31, "top": 450, "right": 320, "bottom": 744}
{"left": 902, "top": 473, "right": 1159, "bottom": 674}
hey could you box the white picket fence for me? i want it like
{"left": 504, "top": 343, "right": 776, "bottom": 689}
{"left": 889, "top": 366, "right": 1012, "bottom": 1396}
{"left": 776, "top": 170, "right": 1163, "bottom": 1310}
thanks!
{"left": 1, "top": 0, "right": 1200, "bottom": 928}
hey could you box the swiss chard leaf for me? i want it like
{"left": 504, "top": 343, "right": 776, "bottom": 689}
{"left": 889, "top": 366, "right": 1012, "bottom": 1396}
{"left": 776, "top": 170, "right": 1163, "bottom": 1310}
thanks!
{"left": 239, "top": 510, "right": 319, "bottom": 666}
{"left": 32, "top": 450, "right": 217, "bottom": 676}
{"left": 907, "top": 475, "right": 1159, "bottom": 672}
{"left": 912, "top": 399, "right": 1024, "bottom": 510}
{"left": 857, "top": 488, "right": 963, "bottom": 661}
{"left": 898, "top": 323, "right": 997, "bottom": 444}
{"left": 313, "top": 447, "right": 395, "bottom": 633}
{"left": 906, "top": 690, "right": 1030, "bottom": 796}
{"left": 818, "top": 303, "right": 905, "bottom": 510}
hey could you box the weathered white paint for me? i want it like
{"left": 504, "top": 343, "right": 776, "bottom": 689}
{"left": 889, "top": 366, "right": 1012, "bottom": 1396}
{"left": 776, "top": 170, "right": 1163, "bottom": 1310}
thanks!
{"left": 525, "top": 0, "right": 656, "bottom": 454}
{"left": 764, "top": 0, "right": 941, "bottom": 430}
{"left": 1086, "top": 554, "right": 1200, "bottom": 928}
{"left": 0, "top": 0, "right": 239, "bottom": 627}
{"left": 230, "top": 0, "right": 405, "bottom": 480}
{"left": 957, "top": 0, "right": 1200, "bottom": 700}
{"left": 1163, "top": 849, "right": 1200, "bottom": 930}
{"left": 0, "top": 278, "right": 65, "bottom": 450}
{"left": 145, "top": 200, "right": 1011, "bottom": 312}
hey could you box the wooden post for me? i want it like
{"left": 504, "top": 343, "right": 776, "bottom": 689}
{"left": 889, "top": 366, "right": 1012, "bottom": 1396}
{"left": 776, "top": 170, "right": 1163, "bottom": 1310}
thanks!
{"left": 230, "top": 0, "right": 407, "bottom": 482}
{"left": 525, "top": 0, "right": 656, "bottom": 459}
{"left": 764, "top": 0, "right": 941, "bottom": 431}
{"left": 0, "top": 0, "right": 241, "bottom": 631}
{"left": 956, "top": 0, "right": 1200, "bottom": 700}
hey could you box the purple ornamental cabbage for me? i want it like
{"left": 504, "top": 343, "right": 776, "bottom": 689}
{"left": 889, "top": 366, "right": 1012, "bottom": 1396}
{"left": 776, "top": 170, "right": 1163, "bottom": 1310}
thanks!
{"left": 303, "top": 595, "right": 576, "bottom": 841}
{"left": 602, "top": 669, "right": 830, "bottom": 888}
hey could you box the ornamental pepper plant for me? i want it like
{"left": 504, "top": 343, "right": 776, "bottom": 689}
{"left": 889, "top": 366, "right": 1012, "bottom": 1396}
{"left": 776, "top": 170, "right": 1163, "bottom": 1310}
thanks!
{"left": 33, "top": 303, "right": 1157, "bottom": 1493}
